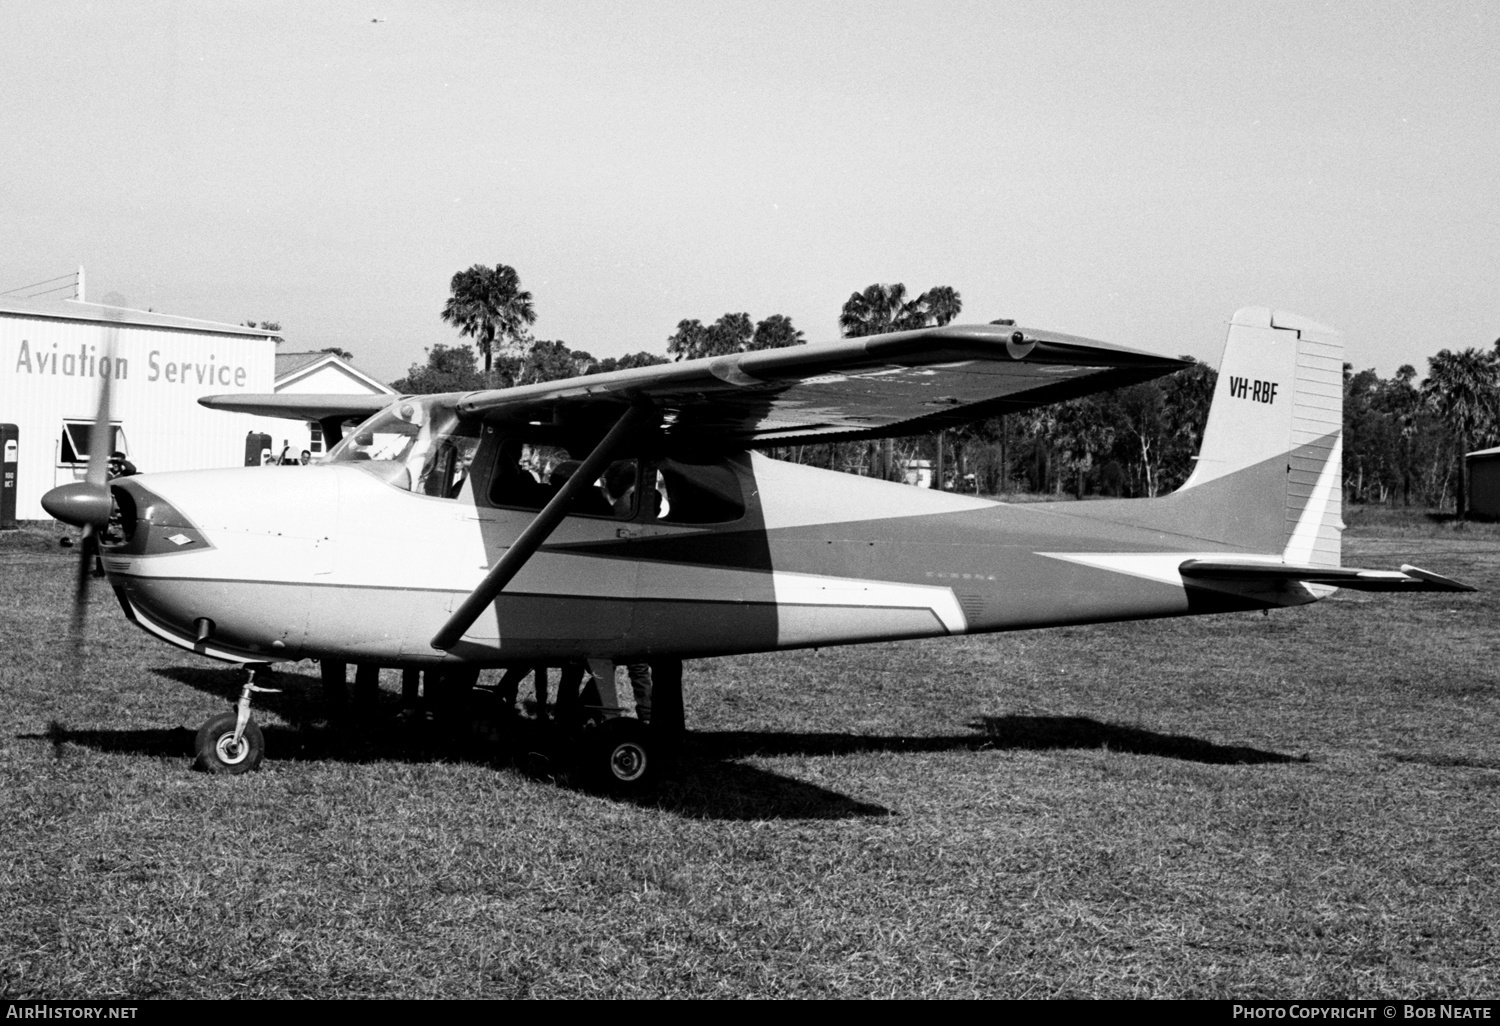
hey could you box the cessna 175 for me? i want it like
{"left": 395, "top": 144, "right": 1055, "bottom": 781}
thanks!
{"left": 42, "top": 307, "right": 1471, "bottom": 788}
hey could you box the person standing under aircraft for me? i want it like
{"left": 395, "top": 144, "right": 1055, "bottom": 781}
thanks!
{"left": 624, "top": 662, "right": 652, "bottom": 724}
{"left": 558, "top": 660, "right": 651, "bottom": 724}
{"left": 497, "top": 664, "right": 550, "bottom": 719}
{"left": 556, "top": 661, "right": 586, "bottom": 725}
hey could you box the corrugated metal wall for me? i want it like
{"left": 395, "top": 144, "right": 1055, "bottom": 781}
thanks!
{"left": 0, "top": 312, "right": 274, "bottom": 518}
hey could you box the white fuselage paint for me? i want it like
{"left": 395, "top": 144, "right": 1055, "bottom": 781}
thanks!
{"left": 105, "top": 457, "right": 972, "bottom": 666}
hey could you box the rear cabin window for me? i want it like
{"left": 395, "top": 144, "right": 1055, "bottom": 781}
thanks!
{"left": 489, "top": 441, "right": 638, "bottom": 520}
{"left": 485, "top": 444, "right": 745, "bottom": 525}
{"left": 652, "top": 458, "right": 745, "bottom": 524}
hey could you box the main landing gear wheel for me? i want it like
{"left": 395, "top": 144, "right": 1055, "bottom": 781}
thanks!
{"left": 194, "top": 711, "right": 265, "bottom": 775}
{"left": 584, "top": 718, "right": 655, "bottom": 793}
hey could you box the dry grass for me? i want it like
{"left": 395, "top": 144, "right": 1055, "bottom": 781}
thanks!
{"left": 1, "top": 519, "right": 1497, "bottom": 998}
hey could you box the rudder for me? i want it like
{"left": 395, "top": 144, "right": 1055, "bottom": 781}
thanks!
{"left": 1177, "top": 307, "right": 1343, "bottom": 564}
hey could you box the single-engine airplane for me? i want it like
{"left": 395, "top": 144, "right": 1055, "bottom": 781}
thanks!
{"left": 42, "top": 307, "right": 1472, "bottom": 788}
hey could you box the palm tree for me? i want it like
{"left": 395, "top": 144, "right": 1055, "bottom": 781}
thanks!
{"left": 838, "top": 283, "right": 927, "bottom": 338}
{"left": 750, "top": 314, "right": 804, "bottom": 351}
{"left": 839, "top": 283, "right": 965, "bottom": 338}
{"left": 921, "top": 285, "right": 962, "bottom": 326}
{"left": 840, "top": 283, "right": 964, "bottom": 480}
{"left": 440, "top": 264, "right": 536, "bottom": 378}
{"left": 1421, "top": 347, "right": 1499, "bottom": 518}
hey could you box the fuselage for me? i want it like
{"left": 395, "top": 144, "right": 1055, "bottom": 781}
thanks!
{"left": 100, "top": 449, "right": 1315, "bottom": 668}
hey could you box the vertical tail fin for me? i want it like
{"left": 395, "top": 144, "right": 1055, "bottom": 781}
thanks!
{"left": 1176, "top": 307, "right": 1344, "bottom": 564}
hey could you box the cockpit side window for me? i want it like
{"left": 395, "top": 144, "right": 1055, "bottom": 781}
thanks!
{"left": 488, "top": 438, "right": 638, "bottom": 520}
{"left": 416, "top": 421, "right": 483, "bottom": 499}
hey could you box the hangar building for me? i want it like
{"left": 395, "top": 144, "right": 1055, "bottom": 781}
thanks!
{"left": 0, "top": 295, "right": 279, "bottom": 521}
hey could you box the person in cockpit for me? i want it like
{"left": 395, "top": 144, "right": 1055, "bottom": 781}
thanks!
{"left": 547, "top": 459, "right": 612, "bottom": 517}
{"left": 601, "top": 461, "right": 638, "bottom": 518}
{"left": 490, "top": 439, "right": 549, "bottom": 508}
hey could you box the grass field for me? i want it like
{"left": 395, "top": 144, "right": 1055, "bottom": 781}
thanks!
{"left": 2, "top": 508, "right": 1497, "bottom": 999}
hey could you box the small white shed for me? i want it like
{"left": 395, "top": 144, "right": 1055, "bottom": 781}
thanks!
{"left": 263, "top": 351, "right": 397, "bottom": 462}
{"left": 1465, "top": 446, "right": 1500, "bottom": 519}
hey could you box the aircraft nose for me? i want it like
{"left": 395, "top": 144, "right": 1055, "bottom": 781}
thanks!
{"left": 101, "top": 479, "right": 212, "bottom": 556}
{"left": 41, "top": 481, "right": 113, "bottom": 529}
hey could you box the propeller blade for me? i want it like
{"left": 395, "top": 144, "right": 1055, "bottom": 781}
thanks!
{"left": 73, "top": 527, "right": 97, "bottom": 620}
{"left": 58, "top": 322, "right": 118, "bottom": 682}
{"left": 41, "top": 326, "right": 117, "bottom": 529}
{"left": 62, "top": 525, "right": 97, "bottom": 687}
{"left": 85, "top": 325, "right": 118, "bottom": 488}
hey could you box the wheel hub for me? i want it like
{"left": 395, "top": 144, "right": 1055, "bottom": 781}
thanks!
{"left": 610, "top": 742, "right": 647, "bottom": 782}
{"left": 215, "top": 733, "right": 250, "bottom": 766}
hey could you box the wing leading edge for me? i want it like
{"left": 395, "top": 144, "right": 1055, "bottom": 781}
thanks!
{"left": 200, "top": 322, "right": 1186, "bottom": 447}
{"left": 197, "top": 393, "right": 395, "bottom": 422}
{"left": 455, "top": 323, "right": 1187, "bottom": 446}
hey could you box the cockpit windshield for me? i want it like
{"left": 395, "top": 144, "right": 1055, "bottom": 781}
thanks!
{"left": 326, "top": 397, "right": 482, "bottom": 499}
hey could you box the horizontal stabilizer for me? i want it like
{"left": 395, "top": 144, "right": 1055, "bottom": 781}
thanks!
{"left": 1179, "top": 559, "right": 1475, "bottom": 592}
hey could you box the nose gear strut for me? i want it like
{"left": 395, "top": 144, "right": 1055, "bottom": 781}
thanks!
{"left": 194, "top": 664, "right": 280, "bottom": 774}
{"left": 233, "top": 664, "right": 280, "bottom": 746}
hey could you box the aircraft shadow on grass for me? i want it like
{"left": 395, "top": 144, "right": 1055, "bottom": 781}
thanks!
{"left": 693, "top": 718, "right": 1298, "bottom": 767}
{"left": 32, "top": 664, "right": 1297, "bottom": 821}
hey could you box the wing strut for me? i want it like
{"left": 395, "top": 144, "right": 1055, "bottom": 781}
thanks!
{"left": 319, "top": 415, "right": 352, "bottom": 449}
{"left": 430, "top": 403, "right": 652, "bottom": 651}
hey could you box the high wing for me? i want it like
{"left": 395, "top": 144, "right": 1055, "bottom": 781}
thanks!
{"left": 1179, "top": 559, "right": 1476, "bottom": 592}
{"left": 197, "top": 393, "right": 395, "bottom": 422}
{"left": 195, "top": 393, "right": 399, "bottom": 448}
{"left": 200, "top": 322, "right": 1187, "bottom": 447}
{"left": 456, "top": 323, "right": 1187, "bottom": 445}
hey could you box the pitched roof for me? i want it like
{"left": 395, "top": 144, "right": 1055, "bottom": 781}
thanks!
{"left": 274, "top": 351, "right": 328, "bottom": 378}
{"left": 274, "top": 351, "right": 396, "bottom": 395}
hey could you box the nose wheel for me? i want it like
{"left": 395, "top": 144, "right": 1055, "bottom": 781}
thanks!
{"left": 194, "top": 664, "right": 277, "bottom": 774}
{"left": 194, "top": 711, "right": 264, "bottom": 774}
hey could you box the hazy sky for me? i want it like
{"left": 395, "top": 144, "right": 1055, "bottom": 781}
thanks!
{"left": 3, "top": 0, "right": 1497, "bottom": 383}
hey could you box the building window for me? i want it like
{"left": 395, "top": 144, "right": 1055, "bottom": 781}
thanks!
{"left": 308, "top": 422, "right": 323, "bottom": 454}
{"left": 59, "top": 421, "right": 127, "bottom": 467}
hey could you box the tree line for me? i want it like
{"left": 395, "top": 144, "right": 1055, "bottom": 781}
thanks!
{"left": 1345, "top": 346, "right": 1500, "bottom": 516}
{"left": 396, "top": 262, "right": 1499, "bottom": 513}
